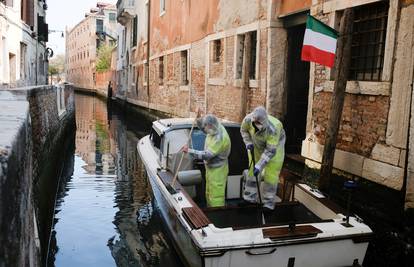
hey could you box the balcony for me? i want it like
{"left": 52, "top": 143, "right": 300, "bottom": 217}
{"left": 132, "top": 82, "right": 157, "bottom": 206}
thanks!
{"left": 116, "top": 0, "right": 135, "bottom": 26}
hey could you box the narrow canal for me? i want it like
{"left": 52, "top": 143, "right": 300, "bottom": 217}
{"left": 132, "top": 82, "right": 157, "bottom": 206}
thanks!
{"left": 46, "top": 94, "right": 182, "bottom": 267}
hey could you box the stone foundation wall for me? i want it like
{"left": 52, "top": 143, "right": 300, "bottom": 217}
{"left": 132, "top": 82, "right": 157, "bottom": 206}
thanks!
{"left": 0, "top": 84, "right": 75, "bottom": 267}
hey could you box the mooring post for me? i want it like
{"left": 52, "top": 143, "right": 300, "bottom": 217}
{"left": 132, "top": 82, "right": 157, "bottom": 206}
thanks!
{"left": 319, "top": 9, "right": 354, "bottom": 193}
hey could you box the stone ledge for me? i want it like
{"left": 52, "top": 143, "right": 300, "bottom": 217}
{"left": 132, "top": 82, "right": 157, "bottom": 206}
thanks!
{"left": 302, "top": 139, "right": 404, "bottom": 190}
{"left": 208, "top": 78, "right": 226, "bottom": 86}
{"left": 301, "top": 139, "right": 364, "bottom": 177}
{"left": 323, "top": 0, "right": 382, "bottom": 13}
{"left": 362, "top": 158, "right": 404, "bottom": 190}
{"left": 371, "top": 143, "right": 401, "bottom": 166}
{"left": 322, "top": 81, "right": 391, "bottom": 96}
{"left": 0, "top": 100, "right": 30, "bottom": 152}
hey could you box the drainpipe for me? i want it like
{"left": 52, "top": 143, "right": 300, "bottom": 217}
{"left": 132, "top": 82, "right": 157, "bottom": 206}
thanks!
{"left": 146, "top": 0, "right": 151, "bottom": 110}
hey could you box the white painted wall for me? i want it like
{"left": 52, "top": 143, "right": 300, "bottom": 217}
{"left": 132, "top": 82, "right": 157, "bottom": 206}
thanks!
{"left": 0, "top": 1, "right": 48, "bottom": 88}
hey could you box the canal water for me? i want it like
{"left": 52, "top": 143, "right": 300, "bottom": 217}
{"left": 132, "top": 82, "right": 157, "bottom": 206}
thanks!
{"left": 47, "top": 94, "right": 182, "bottom": 267}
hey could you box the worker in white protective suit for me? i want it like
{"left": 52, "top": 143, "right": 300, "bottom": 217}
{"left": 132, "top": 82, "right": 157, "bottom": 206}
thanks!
{"left": 240, "top": 106, "right": 285, "bottom": 211}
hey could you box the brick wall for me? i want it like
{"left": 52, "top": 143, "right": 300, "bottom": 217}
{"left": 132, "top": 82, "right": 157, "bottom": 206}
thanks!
{"left": 312, "top": 92, "right": 389, "bottom": 157}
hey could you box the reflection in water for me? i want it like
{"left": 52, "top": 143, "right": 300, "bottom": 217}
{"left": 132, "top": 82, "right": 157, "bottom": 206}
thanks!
{"left": 48, "top": 94, "right": 181, "bottom": 266}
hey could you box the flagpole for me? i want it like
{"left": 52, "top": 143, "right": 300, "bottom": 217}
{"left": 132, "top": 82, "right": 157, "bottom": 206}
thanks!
{"left": 318, "top": 8, "right": 354, "bottom": 193}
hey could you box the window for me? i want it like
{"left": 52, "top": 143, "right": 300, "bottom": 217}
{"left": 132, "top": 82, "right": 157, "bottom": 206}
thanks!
{"left": 132, "top": 16, "right": 138, "bottom": 47}
{"left": 213, "top": 39, "right": 221, "bottom": 63}
{"left": 109, "top": 13, "right": 116, "bottom": 21}
{"left": 235, "top": 34, "right": 245, "bottom": 79}
{"left": 20, "top": 42, "right": 27, "bottom": 79}
{"left": 160, "top": 0, "right": 166, "bottom": 15}
{"left": 235, "top": 31, "right": 258, "bottom": 80}
{"left": 150, "top": 129, "right": 161, "bottom": 149}
{"left": 181, "top": 50, "right": 189, "bottom": 85}
{"left": 134, "top": 66, "right": 139, "bottom": 95}
{"left": 96, "top": 19, "right": 104, "bottom": 33}
{"left": 159, "top": 56, "right": 164, "bottom": 85}
{"left": 249, "top": 31, "right": 257, "bottom": 80}
{"left": 9, "top": 53, "right": 16, "bottom": 83}
{"left": 348, "top": 1, "right": 389, "bottom": 81}
{"left": 131, "top": 65, "right": 136, "bottom": 85}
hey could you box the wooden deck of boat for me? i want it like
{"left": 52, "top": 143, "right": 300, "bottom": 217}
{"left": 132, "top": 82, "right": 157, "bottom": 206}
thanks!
{"left": 263, "top": 225, "right": 322, "bottom": 240}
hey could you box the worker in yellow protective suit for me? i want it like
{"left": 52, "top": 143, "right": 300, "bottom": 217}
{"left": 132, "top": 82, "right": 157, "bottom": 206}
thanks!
{"left": 183, "top": 113, "right": 231, "bottom": 207}
{"left": 241, "top": 106, "right": 285, "bottom": 210}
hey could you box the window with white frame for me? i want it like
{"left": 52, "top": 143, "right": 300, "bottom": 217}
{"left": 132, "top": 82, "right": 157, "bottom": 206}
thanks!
{"left": 181, "top": 50, "right": 189, "bottom": 85}
{"left": 235, "top": 31, "right": 258, "bottom": 80}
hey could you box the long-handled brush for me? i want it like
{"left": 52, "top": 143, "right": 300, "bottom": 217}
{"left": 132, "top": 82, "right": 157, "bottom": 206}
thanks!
{"left": 249, "top": 147, "right": 265, "bottom": 225}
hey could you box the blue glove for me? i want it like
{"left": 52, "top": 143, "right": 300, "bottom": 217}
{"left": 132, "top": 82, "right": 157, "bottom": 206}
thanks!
{"left": 246, "top": 144, "right": 254, "bottom": 151}
{"left": 253, "top": 167, "right": 260, "bottom": 177}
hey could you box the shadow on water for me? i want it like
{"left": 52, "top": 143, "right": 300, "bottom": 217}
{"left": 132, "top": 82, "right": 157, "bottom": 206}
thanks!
{"left": 46, "top": 94, "right": 182, "bottom": 267}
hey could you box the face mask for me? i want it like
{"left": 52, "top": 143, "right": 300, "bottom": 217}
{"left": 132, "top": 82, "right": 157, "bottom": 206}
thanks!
{"left": 206, "top": 128, "right": 216, "bottom": 135}
{"left": 254, "top": 122, "right": 263, "bottom": 131}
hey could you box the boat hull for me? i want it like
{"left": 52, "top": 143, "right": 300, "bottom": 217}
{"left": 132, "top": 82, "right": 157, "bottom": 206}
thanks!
{"left": 138, "top": 128, "right": 372, "bottom": 267}
{"left": 146, "top": 170, "right": 203, "bottom": 267}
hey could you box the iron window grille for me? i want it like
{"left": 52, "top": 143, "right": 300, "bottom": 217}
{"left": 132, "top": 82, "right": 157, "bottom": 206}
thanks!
{"left": 349, "top": 1, "right": 389, "bottom": 81}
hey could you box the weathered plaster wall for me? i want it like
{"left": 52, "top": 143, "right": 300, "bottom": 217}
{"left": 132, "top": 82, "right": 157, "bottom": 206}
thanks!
{"left": 278, "top": 0, "right": 312, "bottom": 16}
{"left": 266, "top": 25, "right": 287, "bottom": 119}
{"left": 150, "top": 0, "right": 220, "bottom": 55}
{"left": 0, "top": 84, "right": 75, "bottom": 267}
{"left": 215, "top": 0, "right": 267, "bottom": 31}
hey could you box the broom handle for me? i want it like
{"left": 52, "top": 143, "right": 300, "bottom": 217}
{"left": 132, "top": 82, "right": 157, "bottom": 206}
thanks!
{"left": 171, "top": 117, "right": 197, "bottom": 187}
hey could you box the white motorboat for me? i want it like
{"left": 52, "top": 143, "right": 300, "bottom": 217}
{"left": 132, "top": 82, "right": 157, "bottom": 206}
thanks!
{"left": 137, "top": 118, "right": 373, "bottom": 267}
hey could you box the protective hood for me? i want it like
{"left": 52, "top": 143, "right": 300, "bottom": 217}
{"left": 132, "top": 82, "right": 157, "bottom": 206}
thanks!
{"left": 251, "top": 106, "right": 270, "bottom": 132}
{"left": 200, "top": 114, "right": 220, "bottom": 135}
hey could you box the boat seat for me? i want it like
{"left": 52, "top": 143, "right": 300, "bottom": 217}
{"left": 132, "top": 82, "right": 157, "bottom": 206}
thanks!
{"left": 177, "top": 170, "right": 202, "bottom": 186}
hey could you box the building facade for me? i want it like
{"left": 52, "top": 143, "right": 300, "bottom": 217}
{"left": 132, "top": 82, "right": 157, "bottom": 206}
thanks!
{"left": 0, "top": 0, "right": 49, "bottom": 88}
{"left": 114, "top": 0, "right": 414, "bottom": 210}
{"left": 65, "top": 2, "right": 117, "bottom": 92}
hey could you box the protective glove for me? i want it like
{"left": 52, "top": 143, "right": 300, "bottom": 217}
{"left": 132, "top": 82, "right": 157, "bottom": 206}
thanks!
{"left": 246, "top": 143, "right": 254, "bottom": 151}
{"left": 253, "top": 167, "right": 260, "bottom": 177}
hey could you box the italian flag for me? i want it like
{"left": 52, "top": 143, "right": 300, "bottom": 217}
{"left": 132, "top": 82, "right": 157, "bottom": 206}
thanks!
{"left": 301, "top": 15, "right": 338, "bottom": 68}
